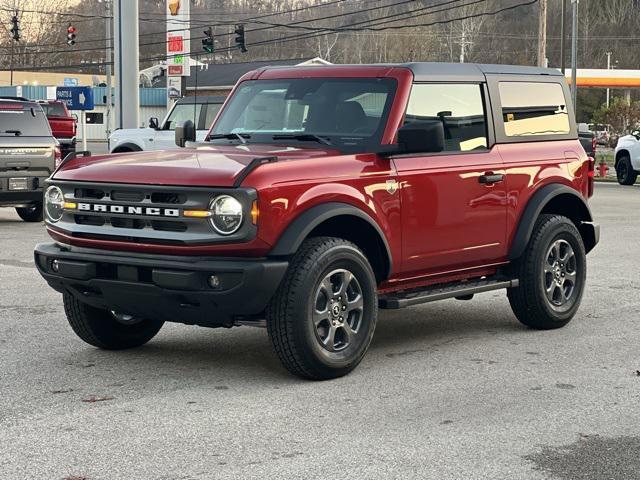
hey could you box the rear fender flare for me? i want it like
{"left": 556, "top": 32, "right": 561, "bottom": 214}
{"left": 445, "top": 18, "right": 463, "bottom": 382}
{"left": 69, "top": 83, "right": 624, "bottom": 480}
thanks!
{"left": 508, "top": 183, "right": 594, "bottom": 260}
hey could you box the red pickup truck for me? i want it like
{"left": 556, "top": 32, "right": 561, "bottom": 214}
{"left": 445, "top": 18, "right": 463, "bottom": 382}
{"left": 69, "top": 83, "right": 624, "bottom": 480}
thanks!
{"left": 38, "top": 100, "right": 76, "bottom": 158}
{"left": 35, "top": 63, "right": 599, "bottom": 380}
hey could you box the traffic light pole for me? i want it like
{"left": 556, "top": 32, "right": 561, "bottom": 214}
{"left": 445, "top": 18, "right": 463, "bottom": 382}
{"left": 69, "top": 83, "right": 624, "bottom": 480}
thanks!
{"left": 9, "top": 40, "right": 13, "bottom": 87}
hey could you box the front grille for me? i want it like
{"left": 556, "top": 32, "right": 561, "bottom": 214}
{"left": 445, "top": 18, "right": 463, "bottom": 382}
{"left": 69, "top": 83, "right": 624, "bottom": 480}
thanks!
{"left": 74, "top": 188, "right": 105, "bottom": 200}
{"left": 151, "top": 192, "right": 186, "bottom": 204}
{"left": 57, "top": 182, "right": 219, "bottom": 244}
{"left": 111, "top": 190, "right": 145, "bottom": 202}
{"left": 52, "top": 181, "right": 257, "bottom": 246}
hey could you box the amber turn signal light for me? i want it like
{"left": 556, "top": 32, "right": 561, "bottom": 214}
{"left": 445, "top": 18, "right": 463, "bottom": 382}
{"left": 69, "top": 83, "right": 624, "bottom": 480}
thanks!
{"left": 183, "top": 210, "right": 213, "bottom": 218}
{"left": 251, "top": 201, "right": 259, "bottom": 225}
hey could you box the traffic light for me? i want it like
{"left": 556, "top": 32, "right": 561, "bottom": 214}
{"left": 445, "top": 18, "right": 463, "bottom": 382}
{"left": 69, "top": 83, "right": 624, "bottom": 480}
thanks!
{"left": 234, "top": 24, "right": 247, "bottom": 53}
{"left": 202, "top": 27, "right": 214, "bottom": 53}
{"left": 67, "top": 25, "right": 76, "bottom": 46}
{"left": 10, "top": 13, "right": 20, "bottom": 41}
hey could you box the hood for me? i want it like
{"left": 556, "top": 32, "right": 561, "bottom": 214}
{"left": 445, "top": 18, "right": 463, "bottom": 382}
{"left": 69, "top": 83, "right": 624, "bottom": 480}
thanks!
{"left": 53, "top": 144, "right": 341, "bottom": 187}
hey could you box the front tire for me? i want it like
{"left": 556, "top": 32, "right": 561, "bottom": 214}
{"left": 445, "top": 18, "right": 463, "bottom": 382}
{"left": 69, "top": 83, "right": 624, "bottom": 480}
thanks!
{"left": 267, "top": 237, "right": 378, "bottom": 380}
{"left": 15, "top": 202, "right": 43, "bottom": 222}
{"left": 63, "top": 293, "right": 164, "bottom": 349}
{"left": 616, "top": 154, "right": 638, "bottom": 185}
{"left": 507, "top": 215, "right": 586, "bottom": 330}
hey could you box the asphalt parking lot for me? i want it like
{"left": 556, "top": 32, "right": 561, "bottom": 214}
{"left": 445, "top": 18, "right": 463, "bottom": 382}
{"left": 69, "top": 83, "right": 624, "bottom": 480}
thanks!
{"left": 1, "top": 183, "right": 638, "bottom": 480}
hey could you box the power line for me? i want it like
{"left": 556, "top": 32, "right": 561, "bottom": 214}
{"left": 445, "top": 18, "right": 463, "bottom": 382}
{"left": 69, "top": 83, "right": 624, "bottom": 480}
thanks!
{"left": 10, "top": 0, "right": 424, "bottom": 54}
{"left": 5, "top": 0, "right": 536, "bottom": 71}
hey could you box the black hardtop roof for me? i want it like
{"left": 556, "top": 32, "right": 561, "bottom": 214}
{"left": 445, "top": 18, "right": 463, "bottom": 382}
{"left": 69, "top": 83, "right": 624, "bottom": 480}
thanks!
{"left": 405, "top": 62, "right": 563, "bottom": 81}
{"left": 258, "top": 62, "right": 563, "bottom": 82}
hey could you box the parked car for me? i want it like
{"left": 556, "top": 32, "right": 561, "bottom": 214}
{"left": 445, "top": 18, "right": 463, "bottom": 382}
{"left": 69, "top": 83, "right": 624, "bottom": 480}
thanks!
{"left": 578, "top": 123, "right": 596, "bottom": 157}
{"left": 108, "top": 95, "right": 225, "bottom": 153}
{"left": 36, "top": 63, "right": 599, "bottom": 379}
{"left": 38, "top": 100, "right": 77, "bottom": 158}
{"left": 613, "top": 131, "right": 640, "bottom": 185}
{"left": 0, "top": 98, "right": 60, "bottom": 222}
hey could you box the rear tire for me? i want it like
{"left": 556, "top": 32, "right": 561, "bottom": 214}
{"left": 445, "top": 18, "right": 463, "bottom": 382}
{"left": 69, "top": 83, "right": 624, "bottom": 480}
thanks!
{"left": 15, "top": 202, "right": 43, "bottom": 222}
{"left": 616, "top": 154, "right": 638, "bottom": 185}
{"left": 63, "top": 293, "right": 164, "bottom": 350}
{"left": 266, "top": 237, "right": 378, "bottom": 380}
{"left": 507, "top": 214, "right": 586, "bottom": 330}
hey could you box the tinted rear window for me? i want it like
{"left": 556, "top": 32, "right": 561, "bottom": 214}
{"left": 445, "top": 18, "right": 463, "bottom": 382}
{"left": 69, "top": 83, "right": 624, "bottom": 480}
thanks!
{"left": 499, "top": 82, "right": 570, "bottom": 137}
{"left": 0, "top": 105, "right": 51, "bottom": 136}
{"left": 40, "top": 103, "right": 67, "bottom": 116}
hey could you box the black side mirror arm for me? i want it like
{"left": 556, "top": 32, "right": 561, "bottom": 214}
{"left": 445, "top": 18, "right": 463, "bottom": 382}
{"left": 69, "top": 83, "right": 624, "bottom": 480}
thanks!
{"left": 376, "top": 144, "right": 402, "bottom": 157}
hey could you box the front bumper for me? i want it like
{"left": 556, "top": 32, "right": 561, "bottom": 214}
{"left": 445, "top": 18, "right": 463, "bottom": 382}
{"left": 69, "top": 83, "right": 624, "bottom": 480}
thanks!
{"left": 35, "top": 242, "right": 288, "bottom": 327}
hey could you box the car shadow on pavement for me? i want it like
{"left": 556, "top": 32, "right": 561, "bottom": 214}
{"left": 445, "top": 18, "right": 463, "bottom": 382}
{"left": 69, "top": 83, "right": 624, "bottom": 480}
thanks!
{"left": 370, "top": 300, "right": 526, "bottom": 353}
{"left": 53, "top": 300, "right": 527, "bottom": 385}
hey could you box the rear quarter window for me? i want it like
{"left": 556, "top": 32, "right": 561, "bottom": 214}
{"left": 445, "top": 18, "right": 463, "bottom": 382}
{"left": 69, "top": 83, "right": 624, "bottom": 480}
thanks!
{"left": 499, "top": 82, "right": 570, "bottom": 137}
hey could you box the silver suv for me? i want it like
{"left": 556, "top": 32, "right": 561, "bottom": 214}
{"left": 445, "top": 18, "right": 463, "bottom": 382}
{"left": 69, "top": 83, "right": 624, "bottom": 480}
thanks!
{"left": 0, "top": 97, "right": 60, "bottom": 222}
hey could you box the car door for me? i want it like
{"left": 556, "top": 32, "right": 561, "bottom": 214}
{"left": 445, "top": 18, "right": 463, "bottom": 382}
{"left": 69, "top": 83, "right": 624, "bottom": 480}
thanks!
{"left": 393, "top": 83, "right": 507, "bottom": 276}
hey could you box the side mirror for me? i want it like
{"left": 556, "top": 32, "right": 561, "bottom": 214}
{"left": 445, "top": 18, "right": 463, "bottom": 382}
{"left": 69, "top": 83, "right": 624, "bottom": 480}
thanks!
{"left": 148, "top": 117, "right": 159, "bottom": 130}
{"left": 397, "top": 122, "right": 445, "bottom": 154}
{"left": 175, "top": 120, "right": 196, "bottom": 147}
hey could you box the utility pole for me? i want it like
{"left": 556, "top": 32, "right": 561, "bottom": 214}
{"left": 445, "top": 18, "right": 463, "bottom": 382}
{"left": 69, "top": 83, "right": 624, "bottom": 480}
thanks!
{"left": 606, "top": 51, "right": 612, "bottom": 108}
{"left": 103, "top": 0, "right": 113, "bottom": 138}
{"left": 537, "top": 0, "right": 547, "bottom": 67}
{"left": 114, "top": 0, "right": 139, "bottom": 130}
{"left": 459, "top": 29, "right": 472, "bottom": 64}
{"left": 570, "top": 0, "right": 578, "bottom": 117}
{"left": 560, "top": 0, "right": 566, "bottom": 73}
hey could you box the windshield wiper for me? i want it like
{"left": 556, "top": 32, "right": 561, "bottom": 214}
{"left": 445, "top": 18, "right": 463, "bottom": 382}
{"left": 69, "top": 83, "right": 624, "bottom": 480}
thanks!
{"left": 208, "top": 132, "right": 250, "bottom": 144}
{"left": 1, "top": 130, "right": 22, "bottom": 136}
{"left": 272, "top": 134, "right": 333, "bottom": 146}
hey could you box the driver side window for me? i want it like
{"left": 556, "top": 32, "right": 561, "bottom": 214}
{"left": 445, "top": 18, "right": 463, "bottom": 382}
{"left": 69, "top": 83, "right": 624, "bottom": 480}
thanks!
{"left": 404, "top": 83, "right": 488, "bottom": 152}
{"left": 165, "top": 104, "right": 203, "bottom": 131}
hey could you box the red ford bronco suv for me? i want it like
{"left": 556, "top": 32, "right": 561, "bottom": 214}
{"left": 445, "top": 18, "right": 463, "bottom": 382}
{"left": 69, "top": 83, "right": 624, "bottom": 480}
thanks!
{"left": 35, "top": 63, "right": 599, "bottom": 380}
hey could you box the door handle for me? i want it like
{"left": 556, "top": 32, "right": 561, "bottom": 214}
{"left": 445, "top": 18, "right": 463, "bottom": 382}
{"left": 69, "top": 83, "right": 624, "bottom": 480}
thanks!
{"left": 478, "top": 173, "right": 504, "bottom": 185}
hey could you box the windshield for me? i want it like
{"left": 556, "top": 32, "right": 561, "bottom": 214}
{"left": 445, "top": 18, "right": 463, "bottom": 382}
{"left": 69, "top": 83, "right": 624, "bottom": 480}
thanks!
{"left": 210, "top": 78, "right": 397, "bottom": 152}
{"left": 0, "top": 104, "right": 51, "bottom": 136}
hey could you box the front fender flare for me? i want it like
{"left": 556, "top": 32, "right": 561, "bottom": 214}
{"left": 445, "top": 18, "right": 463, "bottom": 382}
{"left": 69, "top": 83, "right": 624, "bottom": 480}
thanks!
{"left": 269, "top": 202, "right": 393, "bottom": 272}
{"left": 111, "top": 142, "right": 143, "bottom": 153}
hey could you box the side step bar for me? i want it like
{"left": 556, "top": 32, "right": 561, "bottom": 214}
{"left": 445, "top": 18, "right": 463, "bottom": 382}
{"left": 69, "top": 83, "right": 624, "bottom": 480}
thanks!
{"left": 379, "top": 278, "right": 519, "bottom": 309}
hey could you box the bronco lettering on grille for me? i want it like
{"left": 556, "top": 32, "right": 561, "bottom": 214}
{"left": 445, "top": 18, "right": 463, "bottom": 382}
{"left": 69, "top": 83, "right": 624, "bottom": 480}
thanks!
{"left": 76, "top": 203, "right": 180, "bottom": 217}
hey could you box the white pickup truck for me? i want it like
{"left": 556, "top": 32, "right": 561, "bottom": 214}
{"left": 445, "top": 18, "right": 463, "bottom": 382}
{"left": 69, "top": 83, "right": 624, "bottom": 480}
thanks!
{"left": 108, "top": 96, "right": 224, "bottom": 153}
{"left": 614, "top": 132, "right": 640, "bottom": 185}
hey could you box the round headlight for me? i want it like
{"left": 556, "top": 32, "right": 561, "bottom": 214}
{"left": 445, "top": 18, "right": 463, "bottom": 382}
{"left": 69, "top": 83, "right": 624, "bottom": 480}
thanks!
{"left": 45, "top": 186, "right": 64, "bottom": 222}
{"left": 209, "top": 195, "right": 243, "bottom": 235}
